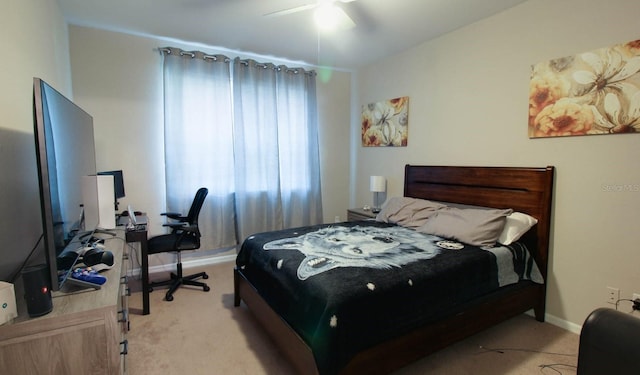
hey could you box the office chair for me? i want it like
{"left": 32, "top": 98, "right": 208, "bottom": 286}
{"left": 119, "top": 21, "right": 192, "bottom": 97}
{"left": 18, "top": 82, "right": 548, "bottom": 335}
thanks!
{"left": 148, "top": 187, "right": 210, "bottom": 301}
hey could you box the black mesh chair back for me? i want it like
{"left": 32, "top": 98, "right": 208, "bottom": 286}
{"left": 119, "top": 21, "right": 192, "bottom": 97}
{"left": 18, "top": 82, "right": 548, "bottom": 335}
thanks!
{"left": 185, "top": 187, "right": 208, "bottom": 227}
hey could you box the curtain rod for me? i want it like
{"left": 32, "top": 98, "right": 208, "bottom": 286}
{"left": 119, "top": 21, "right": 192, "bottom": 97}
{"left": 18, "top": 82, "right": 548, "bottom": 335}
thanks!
{"left": 159, "top": 46, "right": 315, "bottom": 76}
{"left": 159, "top": 47, "right": 230, "bottom": 63}
{"left": 235, "top": 58, "right": 316, "bottom": 76}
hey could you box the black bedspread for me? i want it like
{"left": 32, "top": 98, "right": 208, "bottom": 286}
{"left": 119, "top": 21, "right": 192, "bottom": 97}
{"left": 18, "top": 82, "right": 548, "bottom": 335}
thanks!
{"left": 236, "top": 221, "right": 541, "bottom": 375}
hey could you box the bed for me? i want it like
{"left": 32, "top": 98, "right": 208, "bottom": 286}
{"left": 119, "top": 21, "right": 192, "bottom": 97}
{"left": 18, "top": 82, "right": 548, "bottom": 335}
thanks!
{"left": 234, "top": 165, "right": 555, "bottom": 375}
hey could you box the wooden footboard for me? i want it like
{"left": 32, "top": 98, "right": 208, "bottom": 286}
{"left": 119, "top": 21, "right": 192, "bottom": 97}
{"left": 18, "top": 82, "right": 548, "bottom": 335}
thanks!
{"left": 235, "top": 267, "right": 320, "bottom": 375}
{"left": 235, "top": 266, "right": 544, "bottom": 375}
{"left": 234, "top": 165, "right": 555, "bottom": 375}
{"left": 341, "top": 284, "right": 544, "bottom": 374}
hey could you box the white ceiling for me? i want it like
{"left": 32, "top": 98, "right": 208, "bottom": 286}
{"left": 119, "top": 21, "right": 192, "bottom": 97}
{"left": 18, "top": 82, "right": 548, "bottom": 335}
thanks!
{"left": 58, "top": 0, "right": 528, "bottom": 70}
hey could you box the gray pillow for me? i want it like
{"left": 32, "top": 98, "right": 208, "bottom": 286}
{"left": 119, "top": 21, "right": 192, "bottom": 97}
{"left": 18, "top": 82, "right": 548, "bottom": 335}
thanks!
{"left": 417, "top": 206, "right": 513, "bottom": 247}
{"left": 376, "top": 197, "right": 446, "bottom": 228}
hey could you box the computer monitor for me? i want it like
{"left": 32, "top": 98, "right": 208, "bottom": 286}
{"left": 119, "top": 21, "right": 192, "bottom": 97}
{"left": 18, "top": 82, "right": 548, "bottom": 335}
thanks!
{"left": 97, "top": 170, "right": 125, "bottom": 210}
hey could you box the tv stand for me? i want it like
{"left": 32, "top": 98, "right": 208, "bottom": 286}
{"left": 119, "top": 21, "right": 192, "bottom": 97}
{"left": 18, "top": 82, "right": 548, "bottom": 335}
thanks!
{"left": 77, "top": 229, "right": 117, "bottom": 249}
{"left": 94, "top": 228, "right": 117, "bottom": 236}
{"left": 0, "top": 230, "right": 130, "bottom": 374}
{"left": 79, "top": 228, "right": 117, "bottom": 240}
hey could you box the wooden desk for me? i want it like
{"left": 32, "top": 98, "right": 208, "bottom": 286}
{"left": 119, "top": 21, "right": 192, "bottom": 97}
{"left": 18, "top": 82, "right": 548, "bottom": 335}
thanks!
{"left": 125, "top": 223, "right": 150, "bottom": 315}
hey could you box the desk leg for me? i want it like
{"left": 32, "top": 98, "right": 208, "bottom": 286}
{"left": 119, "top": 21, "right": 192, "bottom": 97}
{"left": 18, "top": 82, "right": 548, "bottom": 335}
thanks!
{"left": 126, "top": 229, "right": 151, "bottom": 316}
{"left": 140, "top": 238, "right": 150, "bottom": 315}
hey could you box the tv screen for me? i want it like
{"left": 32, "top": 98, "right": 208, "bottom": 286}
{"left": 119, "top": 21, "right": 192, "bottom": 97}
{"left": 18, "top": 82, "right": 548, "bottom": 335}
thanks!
{"left": 33, "top": 77, "right": 98, "bottom": 291}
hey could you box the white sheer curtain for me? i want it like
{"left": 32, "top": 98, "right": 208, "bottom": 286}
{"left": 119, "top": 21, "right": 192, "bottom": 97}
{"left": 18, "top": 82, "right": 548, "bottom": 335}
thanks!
{"left": 233, "top": 59, "right": 323, "bottom": 240}
{"left": 161, "top": 49, "right": 323, "bottom": 249}
{"left": 162, "top": 48, "right": 237, "bottom": 250}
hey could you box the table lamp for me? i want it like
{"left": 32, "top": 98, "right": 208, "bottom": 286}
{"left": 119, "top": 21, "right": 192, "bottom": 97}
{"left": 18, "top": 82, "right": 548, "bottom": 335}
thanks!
{"left": 370, "top": 176, "right": 386, "bottom": 213}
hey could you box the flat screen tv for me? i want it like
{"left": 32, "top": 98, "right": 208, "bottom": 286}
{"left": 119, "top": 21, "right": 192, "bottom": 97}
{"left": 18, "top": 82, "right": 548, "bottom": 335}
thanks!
{"left": 33, "top": 77, "right": 98, "bottom": 291}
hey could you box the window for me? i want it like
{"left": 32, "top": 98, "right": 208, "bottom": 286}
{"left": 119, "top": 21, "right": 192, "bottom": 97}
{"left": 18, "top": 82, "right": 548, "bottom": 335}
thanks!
{"left": 162, "top": 48, "right": 323, "bottom": 249}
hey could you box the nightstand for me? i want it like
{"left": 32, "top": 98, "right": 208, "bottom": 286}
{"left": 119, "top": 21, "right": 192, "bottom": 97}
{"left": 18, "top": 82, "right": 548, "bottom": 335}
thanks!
{"left": 347, "top": 207, "right": 377, "bottom": 221}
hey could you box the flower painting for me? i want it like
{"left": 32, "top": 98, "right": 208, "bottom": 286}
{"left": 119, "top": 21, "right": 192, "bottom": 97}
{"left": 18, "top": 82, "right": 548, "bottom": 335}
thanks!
{"left": 361, "top": 96, "right": 409, "bottom": 146}
{"left": 529, "top": 39, "right": 640, "bottom": 138}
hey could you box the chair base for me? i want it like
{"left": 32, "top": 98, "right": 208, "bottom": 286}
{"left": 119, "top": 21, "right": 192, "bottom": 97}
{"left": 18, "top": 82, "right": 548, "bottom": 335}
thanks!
{"left": 149, "top": 263, "right": 210, "bottom": 301}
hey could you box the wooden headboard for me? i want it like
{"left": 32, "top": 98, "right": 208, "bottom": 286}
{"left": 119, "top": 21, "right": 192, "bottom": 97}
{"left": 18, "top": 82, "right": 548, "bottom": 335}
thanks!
{"left": 404, "top": 165, "right": 555, "bottom": 278}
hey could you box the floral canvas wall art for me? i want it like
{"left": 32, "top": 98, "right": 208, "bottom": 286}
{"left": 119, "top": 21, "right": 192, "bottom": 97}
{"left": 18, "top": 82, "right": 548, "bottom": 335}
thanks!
{"left": 361, "top": 96, "right": 409, "bottom": 146}
{"left": 529, "top": 39, "right": 640, "bottom": 138}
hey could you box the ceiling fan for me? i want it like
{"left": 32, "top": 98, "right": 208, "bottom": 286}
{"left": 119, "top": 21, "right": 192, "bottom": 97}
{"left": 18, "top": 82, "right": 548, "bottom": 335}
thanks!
{"left": 264, "top": 0, "right": 358, "bottom": 31}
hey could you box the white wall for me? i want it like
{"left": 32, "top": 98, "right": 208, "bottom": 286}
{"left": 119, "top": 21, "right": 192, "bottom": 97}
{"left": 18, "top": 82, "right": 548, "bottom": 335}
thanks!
{"left": 6, "top": 0, "right": 632, "bottom": 331}
{"left": 68, "top": 27, "right": 166, "bottom": 236}
{"left": 67, "top": 26, "right": 352, "bottom": 266}
{"left": 317, "top": 69, "right": 352, "bottom": 223}
{"left": 356, "top": 0, "right": 640, "bottom": 329}
{"left": 0, "top": 0, "right": 72, "bottom": 279}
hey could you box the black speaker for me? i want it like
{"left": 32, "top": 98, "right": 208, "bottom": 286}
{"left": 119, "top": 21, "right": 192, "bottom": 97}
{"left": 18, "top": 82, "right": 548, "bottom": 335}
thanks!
{"left": 22, "top": 264, "right": 53, "bottom": 317}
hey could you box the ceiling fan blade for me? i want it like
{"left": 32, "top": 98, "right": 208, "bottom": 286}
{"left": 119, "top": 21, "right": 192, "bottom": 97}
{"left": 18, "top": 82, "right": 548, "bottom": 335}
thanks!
{"left": 264, "top": 3, "right": 317, "bottom": 18}
{"left": 333, "top": 6, "right": 356, "bottom": 29}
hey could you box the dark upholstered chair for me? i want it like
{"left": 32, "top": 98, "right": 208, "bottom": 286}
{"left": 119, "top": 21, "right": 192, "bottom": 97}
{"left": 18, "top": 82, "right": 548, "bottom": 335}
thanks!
{"left": 148, "top": 187, "right": 210, "bottom": 301}
{"left": 577, "top": 307, "right": 640, "bottom": 375}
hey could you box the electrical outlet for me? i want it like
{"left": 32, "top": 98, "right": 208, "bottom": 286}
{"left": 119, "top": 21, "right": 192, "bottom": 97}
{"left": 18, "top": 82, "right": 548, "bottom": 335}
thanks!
{"left": 606, "top": 286, "right": 620, "bottom": 304}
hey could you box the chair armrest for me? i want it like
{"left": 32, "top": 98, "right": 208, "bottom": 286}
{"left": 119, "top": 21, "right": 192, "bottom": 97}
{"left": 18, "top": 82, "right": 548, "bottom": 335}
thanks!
{"left": 176, "top": 224, "right": 199, "bottom": 234}
{"left": 161, "top": 212, "right": 188, "bottom": 221}
{"left": 168, "top": 223, "right": 201, "bottom": 249}
{"left": 163, "top": 222, "right": 199, "bottom": 234}
{"left": 163, "top": 222, "right": 187, "bottom": 228}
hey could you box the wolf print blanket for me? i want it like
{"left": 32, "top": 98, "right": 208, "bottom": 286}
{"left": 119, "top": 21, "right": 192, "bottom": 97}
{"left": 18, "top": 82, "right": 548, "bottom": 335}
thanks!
{"left": 236, "top": 221, "right": 542, "bottom": 375}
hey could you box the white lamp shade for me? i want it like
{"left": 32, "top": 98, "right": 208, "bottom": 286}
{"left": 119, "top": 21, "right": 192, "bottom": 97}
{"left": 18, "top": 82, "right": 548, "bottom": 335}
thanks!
{"left": 370, "top": 176, "right": 386, "bottom": 192}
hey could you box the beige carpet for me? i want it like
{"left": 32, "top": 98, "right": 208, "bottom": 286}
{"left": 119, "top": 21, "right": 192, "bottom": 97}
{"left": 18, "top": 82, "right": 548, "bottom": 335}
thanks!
{"left": 126, "top": 262, "right": 579, "bottom": 375}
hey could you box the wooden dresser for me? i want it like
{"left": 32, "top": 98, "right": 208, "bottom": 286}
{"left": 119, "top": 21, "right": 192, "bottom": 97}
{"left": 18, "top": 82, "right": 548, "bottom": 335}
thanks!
{"left": 0, "top": 231, "right": 130, "bottom": 375}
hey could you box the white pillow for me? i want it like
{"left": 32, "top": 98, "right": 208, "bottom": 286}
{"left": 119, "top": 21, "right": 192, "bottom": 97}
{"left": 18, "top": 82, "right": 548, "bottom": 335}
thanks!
{"left": 497, "top": 212, "right": 538, "bottom": 245}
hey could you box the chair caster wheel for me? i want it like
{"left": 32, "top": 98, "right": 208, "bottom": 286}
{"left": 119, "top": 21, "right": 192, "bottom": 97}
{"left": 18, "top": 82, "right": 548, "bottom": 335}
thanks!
{"left": 203, "top": 285, "right": 211, "bottom": 292}
{"left": 165, "top": 294, "right": 174, "bottom": 301}
{"left": 203, "top": 274, "right": 209, "bottom": 279}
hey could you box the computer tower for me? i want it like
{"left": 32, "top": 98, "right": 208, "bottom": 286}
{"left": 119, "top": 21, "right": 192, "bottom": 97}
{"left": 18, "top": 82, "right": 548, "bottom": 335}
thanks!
{"left": 22, "top": 264, "right": 53, "bottom": 317}
{"left": 82, "top": 175, "right": 116, "bottom": 230}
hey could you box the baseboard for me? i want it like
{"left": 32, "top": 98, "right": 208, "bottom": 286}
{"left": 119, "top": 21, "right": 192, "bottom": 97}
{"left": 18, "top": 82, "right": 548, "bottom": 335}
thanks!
{"left": 180, "top": 254, "right": 237, "bottom": 269}
{"left": 544, "top": 312, "right": 583, "bottom": 334}
{"left": 524, "top": 309, "right": 582, "bottom": 335}
{"left": 127, "top": 254, "right": 236, "bottom": 277}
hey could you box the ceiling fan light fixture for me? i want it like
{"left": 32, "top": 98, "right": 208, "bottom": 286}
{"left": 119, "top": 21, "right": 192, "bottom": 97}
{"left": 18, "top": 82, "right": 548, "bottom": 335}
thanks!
{"left": 314, "top": 3, "right": 340, "bottom": 31}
